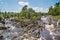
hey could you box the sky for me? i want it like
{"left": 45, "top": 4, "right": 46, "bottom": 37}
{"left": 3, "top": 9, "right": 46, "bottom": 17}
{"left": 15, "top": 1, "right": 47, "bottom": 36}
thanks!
{"left": 0, "top": 0, "right": 60, "bottom": 12}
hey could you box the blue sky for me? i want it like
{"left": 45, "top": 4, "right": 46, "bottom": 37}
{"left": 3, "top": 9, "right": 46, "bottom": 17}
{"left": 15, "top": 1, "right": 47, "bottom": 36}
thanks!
{"left": 0, "top": 0, "right": 60, "bottom": 12}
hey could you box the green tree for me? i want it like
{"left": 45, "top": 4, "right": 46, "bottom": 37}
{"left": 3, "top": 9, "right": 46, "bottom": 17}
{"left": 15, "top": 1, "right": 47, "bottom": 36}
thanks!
{"left": 55, "top": 2, "right": 60, "bottom": 7}
{"left": 48, "top": 2, "right": 60, "bottom": 16}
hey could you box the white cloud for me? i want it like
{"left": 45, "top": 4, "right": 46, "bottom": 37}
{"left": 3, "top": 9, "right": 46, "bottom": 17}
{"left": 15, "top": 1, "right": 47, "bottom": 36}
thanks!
{"left": 18, "top": 1, "right": 48, "bottom": 13}
{"left": 32, "top": 7, "right": 49, "bottom": 13}
{"left": 18, "top": 1, "right": 29, "bottom": 6}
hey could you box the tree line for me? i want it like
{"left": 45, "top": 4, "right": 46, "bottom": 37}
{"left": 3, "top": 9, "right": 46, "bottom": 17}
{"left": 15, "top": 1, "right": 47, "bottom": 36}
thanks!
{"left": 0, "top": 2, "right": 60, "bottom": 21}
{"left": 48, "top": 2, "right": 60, "bottom": 16}
{"left": 0, "top": 5, "right": 46, "bottom": 21}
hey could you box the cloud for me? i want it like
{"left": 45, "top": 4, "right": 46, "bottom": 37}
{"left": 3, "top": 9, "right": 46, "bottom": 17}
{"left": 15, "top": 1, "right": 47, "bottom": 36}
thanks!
{"left": 32, "top": 7, "right": 49, "bottom": 13}
{"left": 18, "top": 1, "right": 29, "bottom": 6}
{"left": 18, "top": 1, "right": 48, "bottom": 12}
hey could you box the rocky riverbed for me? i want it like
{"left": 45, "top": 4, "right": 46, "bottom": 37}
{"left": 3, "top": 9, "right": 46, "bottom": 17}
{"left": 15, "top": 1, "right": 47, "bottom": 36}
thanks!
{"left": 0, "top": 18, "right": 41, "bottom": 40}
{"left": 0, "top": 16, "right": 60, "bottom": 40}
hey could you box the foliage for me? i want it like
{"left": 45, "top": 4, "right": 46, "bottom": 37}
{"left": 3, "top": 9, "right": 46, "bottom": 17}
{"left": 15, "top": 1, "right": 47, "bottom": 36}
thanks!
{"left": 0, "top": 5, "right": 48, "bottom": 22}
{"left": 54, "top": 15, "right": 60, "bottom": 20}
{"left": 0, "top": 12, "right": 3, "bottom": 21}
{"left": 31, "top": 16, "right": 37, "bottom": 21}
{"left": 19, "top": 5, "right": 37, "bottom": 21}
{"left": 48, "top": 2, "right": 60, "bottom": 16}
